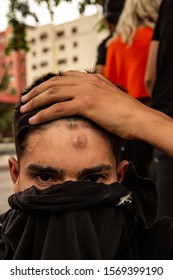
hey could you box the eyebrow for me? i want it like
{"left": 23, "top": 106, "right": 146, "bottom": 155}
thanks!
{"left": 26, "top": 163, "right": 112, "bottom": 180}
{"left": 26, "top": 164, "right": 64, "bottom": 178}
{"left": 78, "top": 164, "right": 112, "bottom": 179}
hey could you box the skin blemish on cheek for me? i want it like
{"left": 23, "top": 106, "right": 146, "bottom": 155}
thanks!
{"left": 72, "top": 135, "right": 87, "bottom": 148}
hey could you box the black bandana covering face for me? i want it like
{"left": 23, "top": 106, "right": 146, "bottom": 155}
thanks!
{"left": 0, "top": 163, "right": 157, "bottom": 260}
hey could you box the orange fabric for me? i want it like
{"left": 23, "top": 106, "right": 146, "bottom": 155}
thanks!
{"left": 104, "top": 27, "right": 153, "bottom": 99}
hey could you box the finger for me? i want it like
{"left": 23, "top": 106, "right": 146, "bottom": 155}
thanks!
{"left": 20, "top": 73, "right": 95, "bottom": 112}
{"left": 20, "top": 85, "right": 76, "bottom": 113}
{"left": 20, "top": 77, "right": 121, "bottom": 115}
{"left": 21, "top": 74, "right": 85, "bottom": 103}
{"left": 21, "top": 71, "right": 118, "bottom": 114}
{"left": 28, "top": 99, "right": 83, "bottom": 125}
{"left": 21, "top": 71, "right": 113, "bottom": 105}
{"left": 22, "top": 71, "right": 114, "bottom": 104}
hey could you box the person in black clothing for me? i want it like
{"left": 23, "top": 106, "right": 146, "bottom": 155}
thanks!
{"left": 1, "top": 71, "right": 173, "bottom": 260}
{"left": 145, "top": 0, "right": 173, "bottom": 218}
{"left": 95, "top": 0, "right": 125, "bottom": 74}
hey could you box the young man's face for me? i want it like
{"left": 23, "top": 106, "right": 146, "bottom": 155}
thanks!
{"left": 9, "top": 120, "right": 128, "bottom": 192}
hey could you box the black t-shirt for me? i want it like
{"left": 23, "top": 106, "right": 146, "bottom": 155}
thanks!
{"left": 139, "top": 217, "right": 173, "bottom": 259}
{"left": 151, "top": 0, "right": 173, "bottom": 117}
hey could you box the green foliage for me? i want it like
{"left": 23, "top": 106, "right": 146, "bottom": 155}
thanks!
{"left": 9, "top": 88, "right": 16, "bottom": 95}
{"left": 5, "top": 0, "right": 103, "bottom": 53}
{"left": 0, "top": 105, "right": 13, "bottom": 137}
{"left": 78, "top": 0, "right": 103, "bottom": 14}
{"left": 0, "top": 72, "right": 13, "bottom": 136}
{"left": 0, "top": 71, "right": 10, "bottom": 91}
{"left": 5, "top": 20, "right": 29, "bottom": 54}
{"left": 6, "top": 0, "right": 39, "bottom": 54}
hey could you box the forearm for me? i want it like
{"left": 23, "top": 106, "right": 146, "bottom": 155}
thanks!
{"left": 102, "top": 95, "right": 173, "bottom": 157}
{"left": 132, "top": 105, "right": 173, "bottom": 157}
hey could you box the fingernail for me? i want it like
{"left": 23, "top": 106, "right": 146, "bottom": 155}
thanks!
{"left": 21, "top": 95, "right": 27, "bottom": 102}
{"left": 29, "top": 116, "right": 36, "bottom": 124}
{"left": 20, "top": 105, "right": 27, "bottom": 113}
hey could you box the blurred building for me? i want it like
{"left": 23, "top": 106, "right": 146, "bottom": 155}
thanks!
{"left": 26, "top": 13, "right": 108, "bottom": 84}
{"left": 0, "top": 26, "right": 26, "bottom": 104}
{"left": 0, "top": 13, "right": 108, "bottom": 98}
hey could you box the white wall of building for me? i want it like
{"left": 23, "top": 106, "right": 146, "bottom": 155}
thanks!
{"left": 26, "top": 13, "right": 109, "bottom": 84}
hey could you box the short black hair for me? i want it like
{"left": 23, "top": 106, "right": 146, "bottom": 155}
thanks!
{"left": 13, "top": 72, "right": 121, "bottom": 162}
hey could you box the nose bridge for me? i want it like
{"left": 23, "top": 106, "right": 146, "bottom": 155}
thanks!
{"left": 63, "top": 174, "right": 77, "bottom": 183}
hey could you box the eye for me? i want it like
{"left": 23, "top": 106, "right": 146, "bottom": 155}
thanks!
{"left": 32, "top": 172, "right": 58, "bottom": 187}
{"left": 84, "top": 174, "right": 107, "bottom": 183}
{"left": 38, "top": 174, "right": 53, "bottom": 181}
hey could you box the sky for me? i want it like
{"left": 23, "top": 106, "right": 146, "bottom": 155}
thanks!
{"left": 0, "top": 0, "right": 100, "bottom": 32}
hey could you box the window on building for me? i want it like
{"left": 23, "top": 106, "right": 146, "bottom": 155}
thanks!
{"left": 73, "top": 56, "right": 78, "bottom": 63}
{"left": 40, "top": 62, "right": 48, "bottom": 67}
{"left": 32, "top": 64, "right": 37, "bottom": 70}
{"left": 72, "top": 27, "right": 78, "bottom": 34}
{"left": 59, "top": 45, "right": 65, "bottom": 51}
{"left": 40, "top": 33, "right": 48, "bottom": 40}
{"left": 32, "top": 51, "right": 36, "bottom": 56}
{"left": 8, "top": 61, "right": 13, "bottom": 68}
{"left": 42, "top": 47, "right": 49, "bottom": 53}
{"left": 30, "top": 38, "right": 36, "bottom": 44}
{"left": 57, "top": 59, "right": 67, "bottom": 65}
{"left": 9, "top": 75, "right": 15, "bottom": 82}
{"left": 56, "top": 31, "right": 65, "bottom": 38}
{"left": 73, "top": 41, "right": 78, "bottom": 48}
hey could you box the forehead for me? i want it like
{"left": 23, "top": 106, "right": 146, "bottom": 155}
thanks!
{"left": 24, "top": 119, "right": 114, "bottom": 156}
{"left": 28, "top": 118, "right": 111, "bottom": 145}
{"left": 29, "top": 118, "right": 108, "bottom": 137}
{"left": 20, "top": 119, "right": 116, "bottom": 172}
